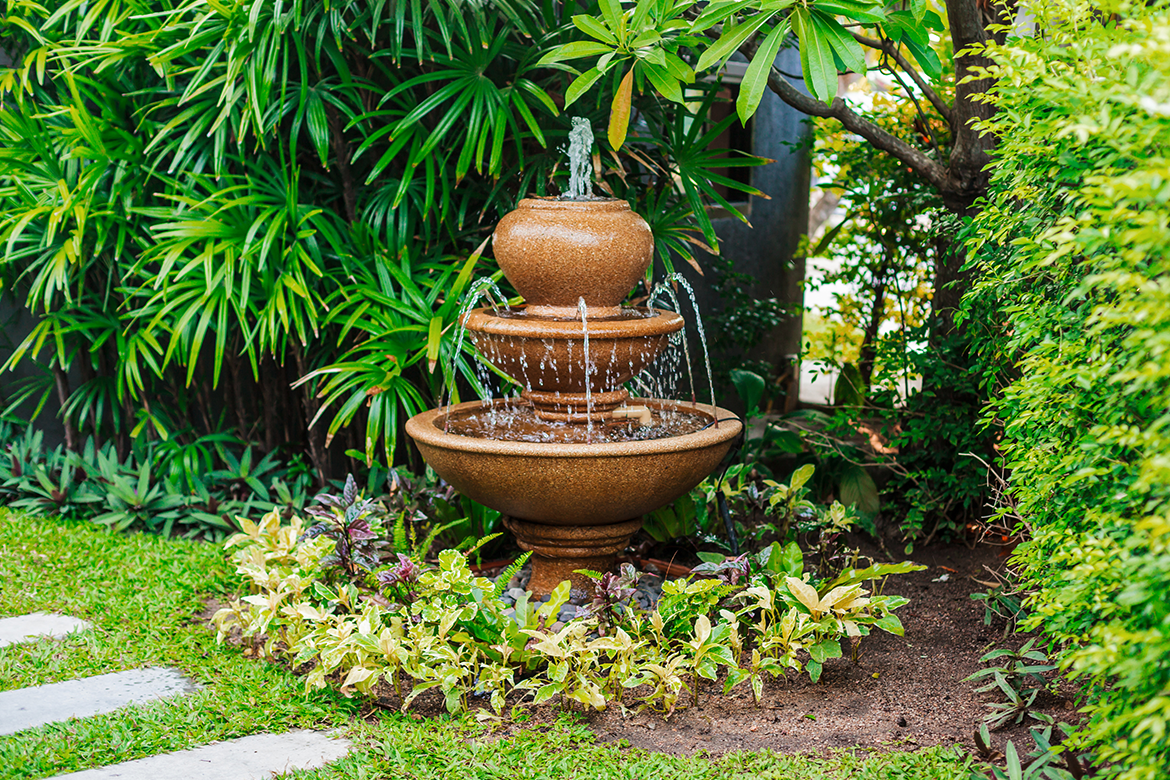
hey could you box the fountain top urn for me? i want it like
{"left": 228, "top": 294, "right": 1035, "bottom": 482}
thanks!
{"left": 492, "top": 198, "right": 654, "bottom": 320}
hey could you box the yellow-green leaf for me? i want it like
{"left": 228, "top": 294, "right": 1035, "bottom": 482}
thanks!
{"left": 608, "top": 67, "right": 635, "bottom": 150}
{"left": 565, "top": 67, "right": 605, "bottom": 108}
{"left": 426, "top": 316, "right": 442, "bottom": 373}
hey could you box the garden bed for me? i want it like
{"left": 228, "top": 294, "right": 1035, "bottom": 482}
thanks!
{"left": 239, "top": 538, "right": 1074, "bottom": 760}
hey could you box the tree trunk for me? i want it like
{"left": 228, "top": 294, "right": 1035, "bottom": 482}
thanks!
{"left": 858, "top": 254, "right": 892, "bottom": 388}
{"left": 52, "top": 364, "right": 79, "bottom": 452}
{"left": 261, "top": 356, "right": 278, "bottom": 454}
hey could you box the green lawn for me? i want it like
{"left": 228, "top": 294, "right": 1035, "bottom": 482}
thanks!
{"left": 0, "top": 510, "right": 972, "bottom": 779}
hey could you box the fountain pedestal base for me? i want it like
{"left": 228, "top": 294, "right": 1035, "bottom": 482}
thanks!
{"left": 503, "top": 516, "right": 642, "bottom": 598}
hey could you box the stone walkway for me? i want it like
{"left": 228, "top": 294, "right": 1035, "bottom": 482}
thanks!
{"left": 0, "top": 613, "right": 351, "bottom": 779}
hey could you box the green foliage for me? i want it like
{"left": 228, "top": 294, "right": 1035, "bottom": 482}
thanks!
{"left": 542, "top": 0, "right": 939, "bottom": 121}
{"left": 708, "top": 255, "right": 795, "bottom": 390}
{"left": 966, "top": 715, "right": 1092, "bottom": 780}
{"left": 805, "top": 95, "right": 940, "bottom": 391}
{"left": 961, "top": 4, "right": 1170, "bottom": 777}
{"left": 0, "top": 0, "right": 761, "bottom": 477}
{"left": 797, "top": 57, "right": 987, "bottom": 547}
{"left": 965, "top": 639, "right": 1055, "bottom": 731}
{"left": 0, "top": 509, "right": 973, "bottom": 780}
{"left": 215, "top": 496, "right": 921, "bottom": 715}
{"left": 0, "top": 425, "right": 310, "bottom": 539}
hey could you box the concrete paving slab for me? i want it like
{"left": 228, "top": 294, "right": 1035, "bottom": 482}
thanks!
{"left": 0, "top": 613, "right": 91, "bottom": 648}
{"left": 0, "top": 667, "right": 198, "bottom": 735}
{"left": 49, "top": 730, "right": 352, "bottom": 779}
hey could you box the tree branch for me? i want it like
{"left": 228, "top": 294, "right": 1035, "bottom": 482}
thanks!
{"left": 851, "top": 32, "right": 955, "bottom": 124}
{"left": 746, "top": 43, "right": 949, "bottom": 193}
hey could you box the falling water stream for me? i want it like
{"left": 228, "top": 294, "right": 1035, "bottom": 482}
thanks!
{"left": 438, "top": 116, "right": 723, "bottom": 441}
{"left": 649, "top": 273, "right": 718, "bottom": 424}
{"left": 578, "top": 296, "right": 593, "bottom": 441}
{"left": 443, "top": 277, "right": 510, "bottom": 431}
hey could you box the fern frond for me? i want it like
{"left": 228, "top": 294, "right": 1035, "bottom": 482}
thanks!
{"left": 414, "top": 520, "right": 457, "bottom": 560}
{"left": 492, "top": 551, "right": 532, "bottom": 599}
{"left": 462, "top": 532, "right": 501, "bottom": 556}
{"left": 392, "top": 510, "right": 408, "bottom": 553}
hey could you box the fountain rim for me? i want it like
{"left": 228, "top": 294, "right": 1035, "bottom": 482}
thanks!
{"left": 514, "top": 196, "right": 631, "bottom": 211}
{"left": 461, "top": 306, "right": 685, "bottom": 339}
{"left": 406, "top": 398, "right": 742, "bottom": 458}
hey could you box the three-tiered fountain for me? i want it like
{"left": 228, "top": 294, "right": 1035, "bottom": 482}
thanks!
{"left": 406, "top": 120, "right": 742, "bottom": 596}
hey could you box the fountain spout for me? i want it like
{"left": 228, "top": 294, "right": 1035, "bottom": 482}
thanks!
{"left": 566, "top": 117, "right": 595, "bottom": 200}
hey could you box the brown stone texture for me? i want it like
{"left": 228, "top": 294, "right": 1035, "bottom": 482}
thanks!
{"left": 503, "top": 517, "right": 643, "bottom": 597}
{"left": 465, "top": 306, "right": 684, "bottom": 394}
{"left": 406, "top": 400, "right": 742, "bottom": 595}
{"left": 407, "top": 400, "right": 740, "bottom": 527}
{"left": 491, "top": 198, "right": 654, "bottom": 316}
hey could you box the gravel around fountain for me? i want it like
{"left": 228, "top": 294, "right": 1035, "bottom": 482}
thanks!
{"left": 493, "top": 563, "right": 665, "bottom": 630}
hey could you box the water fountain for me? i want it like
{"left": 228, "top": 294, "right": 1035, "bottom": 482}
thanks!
{"left": 405, "top": 120, "right": 743, "bottom": 596}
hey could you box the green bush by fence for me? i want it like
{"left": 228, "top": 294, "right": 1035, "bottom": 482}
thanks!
{"left": 964, "top": 5, "right": 1170, "bottom": 777}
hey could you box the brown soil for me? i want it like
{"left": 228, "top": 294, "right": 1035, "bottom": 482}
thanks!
{"left": 559, "top": 541, "right": 1076, "bottom": 756}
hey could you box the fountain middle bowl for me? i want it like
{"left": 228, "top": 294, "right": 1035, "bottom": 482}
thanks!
{"left": 406, "top": 398, "right": 742, "bottom": 526}
{"left": 462, "top": 305, "right": 685, "bottom": 393}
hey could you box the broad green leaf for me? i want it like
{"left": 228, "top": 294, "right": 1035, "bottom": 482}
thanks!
{"left": 565, "top": 67, "right": 606, "bottom": 107}
{"left": 789, "top": 463, "right": 815, "bottom": 491}
{"left": 811, "top": 10, "right": 866, "bottom": 76}
{"left": 572, "top": 14, "right": 617, "bottom": 44}
{"left": 813, "top": 0, "right": 885, "bottom": 23}
{"left": 738, "top": 20, "right": 792, "bottom": 122}
{"left": 780, "top": 540, "right": 804, "bottom": 577}
{"left": 785, "top": 576, "right": 821, "bottom": 613}
{"left": 692, "top": 0, "right": 761, "bottom": 34}
{"left": 730, "top": 368, "right": 766, "bottom": 418}
{"left": 903, "top": 34, "right": 942, "bottom": 80}
{"left": 598, "top": 0, "right": 623, "bottom": 32}
{"left": 426, "top": 316, "right": 442, "bottom": 373}
{"left": 793, "top": 7, "right": 838, "bottom": 103}
{"left": 538, "top": 41, "right": 615, "bottom": 66}
{"left": 641, "top": 62, "right": 684, "bottom": 103}
{"left": 695, "top": 14, "right": 771, "bottom": 72}
{"left": 839, "top": 464, "right": 880, "bottom": 515}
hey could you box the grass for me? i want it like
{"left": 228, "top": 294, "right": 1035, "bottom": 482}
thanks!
{"left": 0, "top": 510, "right": 975, "bottom": 779}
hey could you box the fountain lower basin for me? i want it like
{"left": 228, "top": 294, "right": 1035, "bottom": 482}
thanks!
{"left": 406, "top": 398, "right": 742, "bottom": 595}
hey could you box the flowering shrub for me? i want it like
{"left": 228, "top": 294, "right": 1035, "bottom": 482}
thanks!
{"left": 214, "top": 504, "right": 920, "bottom": 715}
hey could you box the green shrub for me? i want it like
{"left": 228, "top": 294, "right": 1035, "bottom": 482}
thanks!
{"left": 963, "top": 4, "right": 1170, "bottom": 777}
